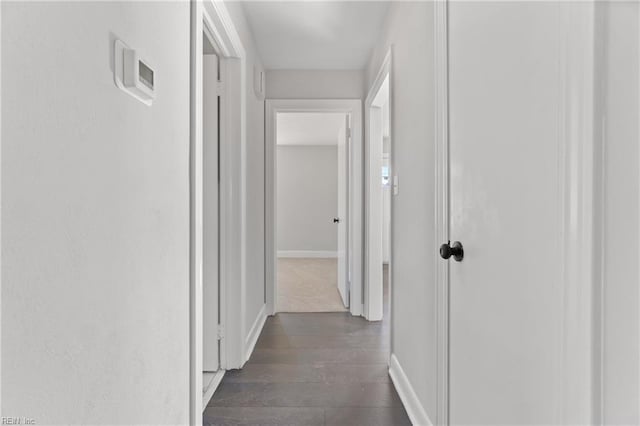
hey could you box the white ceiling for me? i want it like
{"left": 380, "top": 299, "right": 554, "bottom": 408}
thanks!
{"left": 240, "top": 1, "right": 390, "bottom": 70}
{"left": 277, "top": 113, "right": 346, "bottom": 146}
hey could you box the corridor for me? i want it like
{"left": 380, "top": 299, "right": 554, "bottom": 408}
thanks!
{"left": 203, "top": 270, "right": 409, "bottom": 425}
{"left": 3, "top": 1, "right": 640, "bottom": 424}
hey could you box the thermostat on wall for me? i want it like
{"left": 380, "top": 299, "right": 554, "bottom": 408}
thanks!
{"left": 114, "top": 39, "right": 156, "bottom": 106}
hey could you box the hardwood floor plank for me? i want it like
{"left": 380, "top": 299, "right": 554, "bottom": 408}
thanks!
{"left": 208, "top": 382, "right": 403, "bottom": 408}
{"left": 224, "top": 363, "right": 391, "bottom": 383}
{"left": 254, "top": 333, "right": 389, "bottom": 350}
{"left": 260, "top": 319, "right": 388, "bottom": 337}
{"left": 247, "top": 348, "right": 390, "bottom": 365}
{"left": 324, "top": 407, "right": 412, "bottom": 426}
{"left": 203, "top": 407, "right": 324, "bottom": 426}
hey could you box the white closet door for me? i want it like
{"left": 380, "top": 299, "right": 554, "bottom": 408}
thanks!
{"left": 448, "top": 3, "right": 563, "bottom": 423}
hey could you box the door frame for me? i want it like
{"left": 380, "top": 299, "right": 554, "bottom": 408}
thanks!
{"left": 265, "top": 99, "right": 363, "bottom": 317}
{"left": 364, "top": 48, "right": 392, "bottom": 321}
{"left": 434, "top": 1, "right": 600, "bottom": 424}
{"left": 433, "top": 3, "right": 450, "bottom": 424}
{"left": 190, "top": 1, "right": 247, "bottom": 422}
{"left": 201, "top": 51, "right": 219, "bottom": 374}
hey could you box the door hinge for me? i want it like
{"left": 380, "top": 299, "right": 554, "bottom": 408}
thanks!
{"left": 216, "top": 80, "right": 225, "bottom": 95}
{"left": 217, "top": 324, "right": 225, "bottom": 340}
{"left": 346, "top": 127, "right": 352, "bottom": 139}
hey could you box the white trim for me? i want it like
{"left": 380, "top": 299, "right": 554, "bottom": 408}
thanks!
{"left": 364, "top": 48, "right": 392, "bottom": 323}
{"left": 266, "top": 99, "right": 363, "bottom": 317}
{"left": 202, "top": 1, "right": 244, "bottom": 59}
{"left": 434, "top": 2, "right": 450, "bottom": 424}
{"left": 244, "top": 304, "right": 267, "bottom": 363}
{"left": 218, "top": 57, "right": 246, "bottom": 370}
{"left": 277, "top": 142, "right": 339, "bottom": 147}
{"left": 389, "top": 354, "right": 433, "bottom": 426}
{"left": 277, "top": 251, "right": 337, "bottom": 258}
{"left": 0, "top": 1, "right": 3, "bottom": 414}
{"left": 189, "top": 3, "right": 204, "bottom": 422}
{"left": 190, "top": 1, "right": 247, "bottom": 424}
{"left": 202, "top": 370, "right": 225, "bottom": 411}
{"left": 204, "top": 0, "right": 247, "bottom": 371}
{"left": 558, "top": 3, "right": 598, "bottom": 424}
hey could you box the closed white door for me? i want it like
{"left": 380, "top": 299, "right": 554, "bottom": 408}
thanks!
{"left": 336, "top": 115, "right": 349, "bottom": 308}
{"left": 448, "top": 3, "right": 563, "bottom": 423}
{"left": 203, "top": 53, "right": 219, "bottom": 372}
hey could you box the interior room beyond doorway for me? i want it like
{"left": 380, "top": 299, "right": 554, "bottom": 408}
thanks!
{"left": 276, "top": 112, "right": 349, "bottom": 313}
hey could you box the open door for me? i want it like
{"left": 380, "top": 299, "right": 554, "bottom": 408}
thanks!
{"left": 203, "top": 53, "right": 219, "bottom": 372}
{"left": 336, "top": 115, "right": 349, "bottom": 308}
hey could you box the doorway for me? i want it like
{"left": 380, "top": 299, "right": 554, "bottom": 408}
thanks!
{"left": 365, "top": 51, "right": 392, "bottom": 322}
{"left": 275, "top": 112, "right": 349, "bottom": 312}
{"left": 266, "top": 100, "right": 363, "bottom": 317}
{"left": 201, "top": 30, "right": 221, "bottom": 406}
{"left": 190, "top": 2, "right": 247, "bottom": 418}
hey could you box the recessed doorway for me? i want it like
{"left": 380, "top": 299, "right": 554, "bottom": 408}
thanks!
{"left": 265, "top": 99, "right": 364, "bottom": 317}
{"left": 275, "top": 112, "right": 349, "bottom": 312}
{"left": 365, "top": 50, "right": 392, "bottom": 322}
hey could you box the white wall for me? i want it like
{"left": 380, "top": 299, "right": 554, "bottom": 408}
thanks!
{"left": 224, "top": 3, "right": 267, "bottom": 347}
{"left": 365, "top": 1, "right": 436, "bottom": 418}
{"left": 2, "top": 2, "right": 190, "bottom": 423}
{"left": 595, "top": 2, "right": 640, "bottom": 422}
{"left": 266, "top": 70, "right": 363, "bottom": 99}
{"left": 277, "top": 146, "right": 338, "bottom": 253}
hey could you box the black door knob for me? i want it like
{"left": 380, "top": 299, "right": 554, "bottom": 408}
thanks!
{"left": 439, "top": 241, "right": 464, "bottom": 261}
{"left": 333, "top": 218, "right": 340, "bottom": 223}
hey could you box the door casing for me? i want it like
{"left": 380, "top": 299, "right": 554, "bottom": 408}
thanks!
{"left": 202, "top": 51, "right": 219, "bottom": 373}
{"left": 337, "top": 115, "right": 351, "bottom": 308}
{"left": 265, "top": 99, "right": 363, "bottom": 317}
{"left": 190, "top": 1, "right": 247, "bottom": 422}
{"left": 364, "top": 48, "right": 392, "bottom": 322}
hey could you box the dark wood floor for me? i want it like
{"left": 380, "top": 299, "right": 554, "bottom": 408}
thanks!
{"left": 204, "top": 267, "right": 410, "bottom": 425}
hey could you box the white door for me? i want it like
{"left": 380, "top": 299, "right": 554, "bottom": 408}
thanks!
{"left": 448, "top": 3, "right": 563, "bottom": 423}
{"left": 336, "top": 115, "right": 349, "bottom": 308}
{"left": 203, "top": 53, "right": 219, "bottom": 372}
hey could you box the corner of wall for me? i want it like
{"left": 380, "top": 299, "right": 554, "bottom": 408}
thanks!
{"left": 389, "top": 354, "right": 434, "bottom": 426}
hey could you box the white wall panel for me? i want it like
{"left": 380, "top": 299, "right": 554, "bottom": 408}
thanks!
{"left": 277, "top": 146, "right": 338, "bottom": 253}
{"left": 2, "top": 2, "right": 190, "bottom": 423}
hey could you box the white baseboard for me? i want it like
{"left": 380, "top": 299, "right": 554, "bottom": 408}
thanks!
{"left": 244, "top": 304, "right": 268, "bottom": 363}
{"left": 202, "top": 369, "right": 225, "bottom": 411}
{"left": 389, "top": 354, "right": 433, "bottom": 426}
{"left": 277, "top": 250, "right": 337, "bottom": 258}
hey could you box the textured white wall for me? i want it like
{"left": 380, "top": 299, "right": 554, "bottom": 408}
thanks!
{"left": 277, "top": 146, "right": 338, "bottom": 252}
{"left": 224, "top": 2, "right": 268, "bottom": 349}
{"left": 365, "top": 1, "right": 436, "bottom": 418}
{"left": 266, "top": 70, "right": 363, "bottom": 99}
{"left": 2, "top": 2, "right": 190, "bottom": 423}
{"left": 596, "top": 2, "right": 640, "bottom": 422}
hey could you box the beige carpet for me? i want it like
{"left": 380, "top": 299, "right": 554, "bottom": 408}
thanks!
{"left": 277, "top": 258, "right": 348, "bottom": 313}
